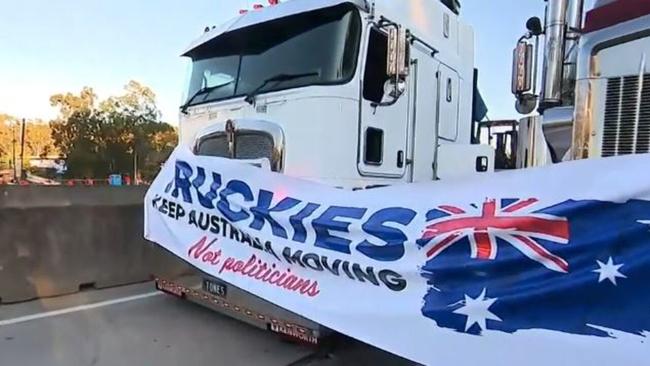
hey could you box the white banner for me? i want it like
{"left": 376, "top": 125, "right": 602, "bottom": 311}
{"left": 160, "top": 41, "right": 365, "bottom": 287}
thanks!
{"left": 145, "top": 147, "right": 650, "bottom": 365}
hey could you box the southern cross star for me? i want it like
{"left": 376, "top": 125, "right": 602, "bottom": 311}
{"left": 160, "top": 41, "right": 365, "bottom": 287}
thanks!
{"left": 593, "top": 257, "right": 627, "bottom": 286}
{"left": 453, "top": 288, "right": 502, "bottom": 332}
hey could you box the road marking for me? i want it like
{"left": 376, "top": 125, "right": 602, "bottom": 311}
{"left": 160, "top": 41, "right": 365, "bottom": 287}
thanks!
{"left": 0, "top": 291, "right": 163, "bottom": 327}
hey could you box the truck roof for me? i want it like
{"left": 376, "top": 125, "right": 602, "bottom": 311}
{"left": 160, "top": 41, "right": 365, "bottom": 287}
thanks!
{"left": 182, "top": 0, "right": 368, "bottom": 56}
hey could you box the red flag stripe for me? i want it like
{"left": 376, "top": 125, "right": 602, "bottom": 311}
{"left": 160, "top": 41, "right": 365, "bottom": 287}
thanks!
{"left": 425, "top": 215, "right": 569, "bottom": 241}
{"left": 426, "top": 233, "right": 461, "bottom": 258}
{"left": 474, "top": 232, "right": 493, "bottom": 259}
{"left": 439, "top": 205, "right": 466, "bottom": 214}
{"left": 502, "top": 198, "right": 539, "bottom": 213}
{"left": 513, "top": 234, "right": 569, "bottom": 272}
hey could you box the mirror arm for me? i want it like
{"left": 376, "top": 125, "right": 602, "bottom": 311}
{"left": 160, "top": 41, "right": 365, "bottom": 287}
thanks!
{"left": 531, "top": 34, "right": 540, "bottom": 97}
{"left": 377, "top": 16, "right": 398, "bottom": 28}
{"left": 518, "top": 34, "right": 531, "bottom": 42}
{"left": 371, "top": 96, "right": 400, "bottom": 108}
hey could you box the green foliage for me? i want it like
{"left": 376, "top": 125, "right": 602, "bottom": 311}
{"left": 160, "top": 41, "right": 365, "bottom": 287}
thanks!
{"left": 26, "top": 122, "right": 58, "bottom": 158}
{"left": 49, "top": 81, "right": 178, "bottom": 180}
{"left": 0, "top": 115, "right": 58, "bottom": 170}
{"left": 0, "top": 114, "right": 16, "bottom": 169}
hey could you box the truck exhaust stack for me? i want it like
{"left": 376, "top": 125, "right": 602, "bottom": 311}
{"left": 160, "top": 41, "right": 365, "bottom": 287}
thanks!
{"left": 540, "top": 0, "right": 569, "bottom": 110}
{"left": 562, "top": 0, "right": 585, "bottom": 102}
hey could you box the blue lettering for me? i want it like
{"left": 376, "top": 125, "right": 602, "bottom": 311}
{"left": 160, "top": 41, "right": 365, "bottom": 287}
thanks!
{"left": 192, "top": 167, "right": 222, "bottom": 209}
{"left": 290, "top": 203, "right": 320, "bottom": 243}
{"left": 313, "top": 206, "right": 366, "bottom": 254}
{"left": 217, "top": 180, "right": 254, "bottom": 222}
{"left": 249, "top": 190, "right": 301, "bottom": 238}
{"left": 357, "top": 207, "right": 416, "bottom": 261}
{"left": 166, "top": 160, "right": 193, "bottom": 203}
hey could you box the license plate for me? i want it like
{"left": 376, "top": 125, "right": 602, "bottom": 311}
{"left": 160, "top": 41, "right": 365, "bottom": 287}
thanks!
{"left": 202, "top": 278, "right": 227, "bottom": 298}
{"left": 269, "top": 323, "right": 319, "bottom": 345}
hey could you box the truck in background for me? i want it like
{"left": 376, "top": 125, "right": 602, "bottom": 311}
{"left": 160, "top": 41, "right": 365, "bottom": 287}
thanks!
{"left": 155, "top": 0, "right": 650, "bottom": 347}
{"left": 509, "top": 0, "right": 650, "bottom": 168}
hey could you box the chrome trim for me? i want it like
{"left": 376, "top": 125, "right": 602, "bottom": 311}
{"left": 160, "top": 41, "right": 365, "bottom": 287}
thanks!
{"left": 516, "top": 116, "right": 552, "bottom": 168}
{"left": 600, "top": 71, "right": 649, "bottom": 157}
{"left": 542, "top": 106, "right": 574, "bottom": 161}
{"left": 572, "top": 14, "right": 650, "bottom": 159}
{"left": 633, "top": 59, "right": 647, "bottom": 153}
{"left": 194, "top": 119, "right": 286, "bottom": 172}
{"left": 407, "top": 58, "right": 418, "bottom": 182}
{"left": 566, "top": 0, "right": 584, "bottom": 34}
{"left": 225, "top": 119, "right": 236, "bottom": 158}
{"left": 571, "top": 78, "right": 593, "bottom": 159}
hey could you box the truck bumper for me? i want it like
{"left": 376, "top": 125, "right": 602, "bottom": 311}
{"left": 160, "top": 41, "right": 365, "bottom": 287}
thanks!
{"left": 155, "top": 269, "right": 331, "bottom": 345}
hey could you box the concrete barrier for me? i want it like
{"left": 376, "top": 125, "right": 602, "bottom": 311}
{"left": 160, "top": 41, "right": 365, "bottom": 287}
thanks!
{"left": 0, "top": 186, "right": 190, "bottom": 304}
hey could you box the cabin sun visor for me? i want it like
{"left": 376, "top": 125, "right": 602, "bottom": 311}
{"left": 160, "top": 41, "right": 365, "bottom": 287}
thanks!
{"left": 182, "top": 0, "right": 367, "bottom": 57}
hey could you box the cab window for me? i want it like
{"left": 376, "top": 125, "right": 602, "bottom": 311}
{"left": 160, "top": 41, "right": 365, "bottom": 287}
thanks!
{"left": 362, "top": 28, "right": 390, "bottom": 104}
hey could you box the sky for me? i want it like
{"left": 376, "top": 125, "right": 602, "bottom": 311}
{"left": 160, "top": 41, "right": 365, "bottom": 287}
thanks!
{"left": 0, "top": 0, "right": 597, "bottom": 123}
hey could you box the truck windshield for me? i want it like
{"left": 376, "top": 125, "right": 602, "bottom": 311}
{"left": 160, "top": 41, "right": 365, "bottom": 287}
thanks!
{"left": 182, "top": 4, "right": 361, "bottom": 108}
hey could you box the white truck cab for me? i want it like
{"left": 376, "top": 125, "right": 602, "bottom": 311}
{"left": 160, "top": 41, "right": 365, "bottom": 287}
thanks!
{"left": 178, "top": 0, "right": 493, "bottom": 188}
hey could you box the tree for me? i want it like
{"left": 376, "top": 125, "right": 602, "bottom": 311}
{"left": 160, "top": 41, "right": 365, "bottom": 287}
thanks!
{"left": 0, "top": 114, "right": 16, "bottom": 169}
{"left": 25, "top": 121, "right": 57, "bottom": 158}
{"left": 139, "top": 124, "right": 178, "bottom": 181}
{"left": 50, "top": 87, "right": 97, "bottom": 119}
{"left": 100, "top": 81, "right": 159, "bottom": 120}
{"left": 49, "top": 81, "right": 177, "bottom": 180}
{"left": 49, "top": 86, "right": 99, "bottom": 161}
{"left": 0, "top": 115, "right": 59, "bottom": 171}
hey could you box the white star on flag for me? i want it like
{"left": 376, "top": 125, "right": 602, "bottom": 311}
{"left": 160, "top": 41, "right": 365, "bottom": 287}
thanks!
{"left": 593, "top": 257, "right": 627, "bottom": 285}
{"left": 453, "top": 288, "right": 501, "bottom": 332}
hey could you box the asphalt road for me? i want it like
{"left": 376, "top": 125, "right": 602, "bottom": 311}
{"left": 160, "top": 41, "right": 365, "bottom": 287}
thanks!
{"left": 0, "top": 282, "right": 413, "bottom": 366}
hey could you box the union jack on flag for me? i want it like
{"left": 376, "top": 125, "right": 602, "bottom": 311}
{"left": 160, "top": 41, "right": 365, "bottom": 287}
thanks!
{"left": 417, "top": 198, "right": 570, "bottom": 273}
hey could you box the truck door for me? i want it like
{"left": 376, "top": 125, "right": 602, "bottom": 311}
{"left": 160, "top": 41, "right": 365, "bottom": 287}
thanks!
{"left": 436, "top": 63, "right": 460, "bottom": 141}
{"left": 358, "top": 26, "right": 410, "bottom": 178}
{"left": 408, "top": 48, "right": 441, "bottom": 182}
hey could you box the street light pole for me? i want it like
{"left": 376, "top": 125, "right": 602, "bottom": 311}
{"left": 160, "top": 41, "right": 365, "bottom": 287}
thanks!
{"left": 11, "top": 121, "right": 16, "bottom": 182}
{"left": 133, "top": 150, "right": 138, "bottom": 185}
{"left": 20, "top": 118, "right": 26, "bottom": 180}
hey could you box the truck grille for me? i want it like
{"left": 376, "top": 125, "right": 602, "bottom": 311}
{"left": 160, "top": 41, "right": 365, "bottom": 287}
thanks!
{"left": 195, "top": 132, "right": 276, "bottom": 167}
{"left": 195, "top": 135, "right": 230, "bottom": 158}
{"left": 235, "top": 133, "right": 275, "bottom": 160}
{"left": 602, "top": 74, "right": 650, "bottom": 156}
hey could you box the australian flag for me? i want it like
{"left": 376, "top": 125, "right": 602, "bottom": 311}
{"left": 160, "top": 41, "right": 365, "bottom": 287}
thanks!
{"left": 416, "top": 198, "right": 650, "bottom": 337}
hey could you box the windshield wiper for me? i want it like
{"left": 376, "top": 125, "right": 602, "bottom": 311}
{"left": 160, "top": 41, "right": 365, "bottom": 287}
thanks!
{"left": 181, "top": 80, "right": 235, "bottom": 114}
{"left": 244, "top": 72, "right": 318, "bottom": 105}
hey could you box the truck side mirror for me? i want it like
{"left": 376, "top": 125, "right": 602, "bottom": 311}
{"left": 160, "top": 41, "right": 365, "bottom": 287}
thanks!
{"left": 526, "top": 17, "right": 543, "bottom": 36}
{"left": 511, "top": 41, "right": 534, "bottom": 94}
{"left": 512, "top": 40, "right": 539, "bottom": 114}
{"left": 515, "top": 93, "right": 538, "bottom": 114}
{"left": 387, "top": 26, "right": 409, "bottom": 78}
{"left": 376, "top": 24, "right": 408, "bottom": 107}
